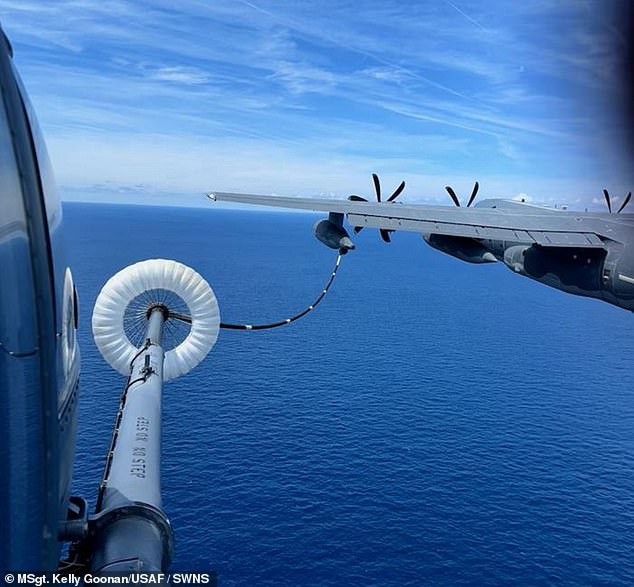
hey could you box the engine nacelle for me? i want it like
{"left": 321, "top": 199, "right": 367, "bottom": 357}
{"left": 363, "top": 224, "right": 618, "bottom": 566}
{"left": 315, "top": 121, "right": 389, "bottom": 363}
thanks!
{"left": 600, "top": 244, "right": 634, "bottom": 310}
{"left": 314, "top": 214, "right": 355, "bottom": 253}
{"left": 503, "top": 244, "right": 609, "bottom": 298}
{"left": 504, "top": 244, "right": 606, "bottom": 288}
{"left": 423, "top": 234, "right": 497, "bottom": 264}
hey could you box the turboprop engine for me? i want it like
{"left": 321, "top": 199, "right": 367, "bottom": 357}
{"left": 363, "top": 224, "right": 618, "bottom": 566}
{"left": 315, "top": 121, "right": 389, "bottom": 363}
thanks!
{"left": 314, "top": 212, "right": 355, "bottom": 253}
{"left": 423, "top": 234, "right": 497, "bottom": 264}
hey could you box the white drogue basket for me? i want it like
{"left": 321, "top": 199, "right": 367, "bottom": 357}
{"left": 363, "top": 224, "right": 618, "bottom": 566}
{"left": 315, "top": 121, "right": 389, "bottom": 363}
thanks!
{"left": 91, "top": 259, "right": 220, "bottom": 381}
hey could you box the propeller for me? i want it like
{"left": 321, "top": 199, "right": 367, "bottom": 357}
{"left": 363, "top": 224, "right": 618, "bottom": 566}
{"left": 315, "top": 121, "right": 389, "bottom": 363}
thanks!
{"left": 348, "top": 173, "right": 406, "bottom": 242}
{"left": 444, "top": 181, "right": 479, "bottom": 207}
{"left": 603, "top": 189, "right": 632, "bottom": 214}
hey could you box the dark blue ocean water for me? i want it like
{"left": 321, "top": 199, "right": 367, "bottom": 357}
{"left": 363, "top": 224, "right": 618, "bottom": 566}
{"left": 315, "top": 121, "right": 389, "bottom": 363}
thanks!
{"left": 64, "top": 202, "right": 634, "bottom": 586}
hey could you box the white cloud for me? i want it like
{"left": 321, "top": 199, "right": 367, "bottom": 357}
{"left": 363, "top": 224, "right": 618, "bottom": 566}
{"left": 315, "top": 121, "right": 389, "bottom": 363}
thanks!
{"left": 147, "top": 66, "right": 210, "bottom": 85}
{"left": 269, "top": 61, "right": 338, "bottom": 95}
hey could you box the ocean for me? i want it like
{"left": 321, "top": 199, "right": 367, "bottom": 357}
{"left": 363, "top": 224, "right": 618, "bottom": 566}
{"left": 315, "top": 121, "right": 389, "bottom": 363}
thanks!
{"left": 64, "top": 202, "right": 634, "bottom": 586}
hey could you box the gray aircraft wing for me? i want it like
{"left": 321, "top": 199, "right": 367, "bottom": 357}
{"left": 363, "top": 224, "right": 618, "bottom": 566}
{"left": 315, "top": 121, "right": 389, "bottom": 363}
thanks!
{"left": 210, "top": 192, "right": 628, "bottom": 247}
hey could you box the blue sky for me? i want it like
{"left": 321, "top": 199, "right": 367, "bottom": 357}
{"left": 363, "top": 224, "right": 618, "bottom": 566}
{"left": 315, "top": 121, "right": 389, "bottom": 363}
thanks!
{"left": 0, "top": 0, "right": 631, "bottom": 209}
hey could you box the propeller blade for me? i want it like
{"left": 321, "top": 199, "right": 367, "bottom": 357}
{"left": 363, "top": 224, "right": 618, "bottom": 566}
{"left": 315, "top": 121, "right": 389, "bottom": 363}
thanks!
{"left": 387, "top": 180, "right": 406, "bottom": 202}
{"left": 380, "top": 229, "right": 392, "bottom": 243}
{"left": 466, "top": 181, "right": 479, "bottom": 207}
{"left": 354, "top": 226, "right": 364, "bottom": 234}
{"left": 618, "top": 192, "right": 632, "bottom": 213}
{"left": 603, "top": 189, "right": 612, "bottom": 213}
{"left": 349, "top": 195, "right": 368, "bottom": 202}
{"left": 372, "top": 173, "right": 381, "bottom": 202}
{"left": 445, "top": 186, "right": 461, "bottom": 207}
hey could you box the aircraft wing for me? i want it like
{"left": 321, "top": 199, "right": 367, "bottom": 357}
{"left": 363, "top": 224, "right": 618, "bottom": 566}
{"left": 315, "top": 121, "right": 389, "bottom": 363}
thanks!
{"left": 210, "top": 192, "right": 616, "bottom": 248}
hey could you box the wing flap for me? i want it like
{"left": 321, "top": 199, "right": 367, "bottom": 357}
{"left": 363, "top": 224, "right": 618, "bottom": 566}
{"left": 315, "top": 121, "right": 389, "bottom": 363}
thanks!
{"left": 527, "top": 231, "right": 604, "bottom": 247}
{"left": 347, "top": 213, "right": 605, "bottom": 248}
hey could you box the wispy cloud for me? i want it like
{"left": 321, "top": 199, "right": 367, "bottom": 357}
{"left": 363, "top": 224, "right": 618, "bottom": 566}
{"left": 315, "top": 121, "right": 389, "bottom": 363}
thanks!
{"left": 0, "top": 0, "right": 631, "bottom": 209}
{"left": 269, "top": 61, "right": 337, "bottom": 95}
{"left": 147, "top": 66, "right": 211, "bottom": 85}
{"left": 441, "top": 0, "right": 490, "bottom": 33}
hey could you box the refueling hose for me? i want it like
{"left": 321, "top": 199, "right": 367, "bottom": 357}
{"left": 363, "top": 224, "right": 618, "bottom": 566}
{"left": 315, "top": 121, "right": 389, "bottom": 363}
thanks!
{"left": 169, "top": 253, "right": 343, "bottom": 331}
{"left": 220, "top": 253, "right": 343, "bottom": 330}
